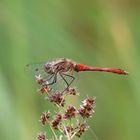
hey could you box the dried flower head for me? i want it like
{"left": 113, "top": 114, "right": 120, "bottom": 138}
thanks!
{"left": 75, "top": 123, "right": 88, "bottom": 138}
{"left": 35, "top": 75, "right": 51, "bottom": 94}
{"left": 37, "top": 132, "right": 46, "bottom": 140}
{"left": 64, "top": 125, "right": 74, "bottom": 135}
{"left": 39, "top": 111, "right": 50, "bottom": 125}
{"left": 35, "top": 75, "right": 45, "bottom": 85}
{"left": 37, "top": 85, "right": 50, "bottom": 94}
{"left": 78, "top": 97, "right": 95, "bottom": 118}
{"left": 82, "top": 97, "right": 95, "bottom": 107}
{"left": 48, "top": 91, "right": 65, "bottom": 106}
{"left": 64, "top": 105, "right": 77, "bottom": 119}
{"left": 51, "top": 113, "right": 62, "bottom": 129}
{"left": 66, "top": 87, "right": 78, "bottom": 95}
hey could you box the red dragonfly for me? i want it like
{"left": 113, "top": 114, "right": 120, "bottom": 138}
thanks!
{"left": 26, "top": 58, "right": 128, "bottom": 93}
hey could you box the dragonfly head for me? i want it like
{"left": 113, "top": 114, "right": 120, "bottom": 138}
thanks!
{"left": 44, "top": 63, "right": 53, "bottom": 74}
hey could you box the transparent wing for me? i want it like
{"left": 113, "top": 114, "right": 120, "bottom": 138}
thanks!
{"left": 25, "top": 62, "right": 78, "bottom": 94}
{"left": 25, "top": 63, "right": 48, "bottom": 78}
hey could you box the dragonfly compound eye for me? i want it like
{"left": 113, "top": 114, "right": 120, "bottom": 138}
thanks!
{"left": 44, "top": 63, "right": 52, "bottom": 73}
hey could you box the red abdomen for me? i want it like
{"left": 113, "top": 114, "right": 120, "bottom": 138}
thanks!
{"left": 75, "top": 63, "right": 128, "bottom": 75}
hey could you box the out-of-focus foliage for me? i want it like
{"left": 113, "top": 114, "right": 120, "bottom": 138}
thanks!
{"left": 0, "top": 0, "right": 140, "bottom": 140}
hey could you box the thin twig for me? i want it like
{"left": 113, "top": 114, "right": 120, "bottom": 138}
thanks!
{"left": 63, "top": 124, "right": 71, "bottom": 140}
{"left": 49, "top": 122, "right": 58, "bottom": 140}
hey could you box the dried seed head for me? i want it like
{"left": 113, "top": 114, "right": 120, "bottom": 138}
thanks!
{"left": 51, "top": 113, "right": 62, "bottom": 129}
{"left": 35, "top": 75, "right": 51, "bottom": 94}
{"left": 35, "top": 75, "right": 45, "bottom": 85}
{"left": 37, "top": 132, "right": 46, "bottom": 140}
{"left": 75, "top": 123, "right": 88, "bottom": 138}
{"left": 66, "top": 87, "right": 77, "bottom": 95}
{"left": 64, "top": 125, "right": 74, "bottom": 135}
{"left": 37, "top": 85, "right": 50, "bottom": 94}
{"left": 64, "top": 105, "right": 77, "bottom": 119}
{"left": 78, "top": 97, "right": 95, "bottom": 118}
{"left": 82, "top": 97, "right": 95, "bottom": 107}
{"left": 39, "top": 111, "right": 50, "bottom": 125}
{"left": 78, "top": 106, "right": 92, "bottom": 118}
{"left": 48, "top": 91, "right": 65, "bottom": 106}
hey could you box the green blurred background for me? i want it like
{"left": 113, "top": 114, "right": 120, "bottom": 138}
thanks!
{"left": 0, "top": 0, "right": 140, "bottom": 140}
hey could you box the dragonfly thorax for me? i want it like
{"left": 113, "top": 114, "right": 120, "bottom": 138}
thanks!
{"left": 44, "top": 58, "right": 75, "bottom": 74}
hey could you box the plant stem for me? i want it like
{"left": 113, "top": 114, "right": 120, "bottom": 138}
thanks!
{"left": 49, "top": 123, "right": 58, "bottom": 140}
{"left": 63, "top": 124, "right": 71, "bottom": 140}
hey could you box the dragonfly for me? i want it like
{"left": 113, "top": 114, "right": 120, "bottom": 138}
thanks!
{"left": 26, "top": 58, "right": 128, "bottom": 93}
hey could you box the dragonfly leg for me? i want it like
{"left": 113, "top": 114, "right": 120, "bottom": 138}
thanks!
{"left": 59, "top": 73, "right": 75, "bottom": 93}
{"left": 62, "top": 73, "right": 75, "bottom": 87}
{"left": 45, "top": 73, "right": 57, "bottom": 86}
{"left": 45, "top": 74, "right": 54, "bottom": 82}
